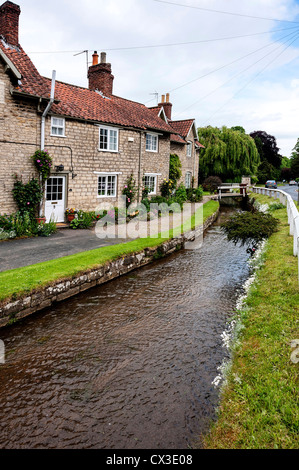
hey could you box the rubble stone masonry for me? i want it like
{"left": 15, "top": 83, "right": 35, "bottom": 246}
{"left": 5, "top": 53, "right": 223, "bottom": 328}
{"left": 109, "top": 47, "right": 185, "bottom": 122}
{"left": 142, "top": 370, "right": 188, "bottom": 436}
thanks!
{"left": 0, "top": 61, "right": 40, "bottom": 214}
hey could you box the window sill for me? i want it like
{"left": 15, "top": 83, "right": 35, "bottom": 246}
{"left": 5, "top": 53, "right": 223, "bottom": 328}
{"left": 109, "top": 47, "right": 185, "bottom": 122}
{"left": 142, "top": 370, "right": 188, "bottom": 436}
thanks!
{"left": 98, "top": 149, "right": 119, "bottom": 153}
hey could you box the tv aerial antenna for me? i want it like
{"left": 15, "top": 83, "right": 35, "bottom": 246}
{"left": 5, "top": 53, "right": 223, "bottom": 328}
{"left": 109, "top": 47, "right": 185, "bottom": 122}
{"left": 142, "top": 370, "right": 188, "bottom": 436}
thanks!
{"left": 150, "top": 91, "right": 159, "bottom": 105}
{"left": 74, "top": 50, "right": 89, "bottom": 78}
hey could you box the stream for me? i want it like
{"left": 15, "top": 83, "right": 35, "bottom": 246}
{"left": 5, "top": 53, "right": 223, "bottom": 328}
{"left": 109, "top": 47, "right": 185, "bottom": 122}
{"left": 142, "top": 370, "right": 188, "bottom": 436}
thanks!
{"left": 0, "top": 209, "right": 250, "bottom": 449}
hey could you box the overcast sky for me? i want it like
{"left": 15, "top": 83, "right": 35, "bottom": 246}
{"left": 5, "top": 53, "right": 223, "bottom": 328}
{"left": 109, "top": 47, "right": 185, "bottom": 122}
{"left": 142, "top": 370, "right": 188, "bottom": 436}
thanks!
{"left": 13, "top": 0, "right": 299, "bottom": 157}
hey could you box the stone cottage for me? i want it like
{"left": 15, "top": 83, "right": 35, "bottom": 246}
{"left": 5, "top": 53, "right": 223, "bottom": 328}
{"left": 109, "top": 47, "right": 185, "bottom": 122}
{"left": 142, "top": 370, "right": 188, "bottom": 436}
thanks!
{"left": 0, "top": 1, "right": 183, "bottom": 223}
{"left": 149, "top": 93, "right": 204, "bottom": 189}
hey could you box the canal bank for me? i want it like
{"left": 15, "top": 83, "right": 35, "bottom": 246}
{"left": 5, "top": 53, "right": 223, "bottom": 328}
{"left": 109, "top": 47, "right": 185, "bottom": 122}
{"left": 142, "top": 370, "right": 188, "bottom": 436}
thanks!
{"left": 203, "top": 192, "right": 299, "bottom": 449}
{"left": 0, "top": 201, "right": 219, "bottom": 329}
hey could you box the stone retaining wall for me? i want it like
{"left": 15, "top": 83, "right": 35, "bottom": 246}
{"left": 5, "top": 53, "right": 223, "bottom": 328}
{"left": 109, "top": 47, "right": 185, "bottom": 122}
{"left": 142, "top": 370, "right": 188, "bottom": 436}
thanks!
{"left": 0, "top": 210, "right": 219, "bottom": 329}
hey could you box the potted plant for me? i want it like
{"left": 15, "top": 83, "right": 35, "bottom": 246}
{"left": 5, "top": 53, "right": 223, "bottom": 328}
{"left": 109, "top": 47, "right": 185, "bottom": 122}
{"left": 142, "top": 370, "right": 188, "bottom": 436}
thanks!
{"left": 66, "top": 208, "right": 78, "bottom": 222}
{"left": 36, "top": 215, "right": 46, "bottom": 224}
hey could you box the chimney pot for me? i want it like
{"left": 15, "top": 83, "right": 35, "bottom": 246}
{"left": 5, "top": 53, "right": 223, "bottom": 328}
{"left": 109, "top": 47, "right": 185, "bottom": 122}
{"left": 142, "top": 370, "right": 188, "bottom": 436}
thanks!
{"left": 166, "top": 93, "right": 170, "bottom": 103}
{"left": 92, "top": 51, "right": 99, "bottom": 66}
{"left": 100, "top": 52, "right": 107, "bottom": 64}
{"left": 161, "top": 95, "right": 165, "bottom": 103}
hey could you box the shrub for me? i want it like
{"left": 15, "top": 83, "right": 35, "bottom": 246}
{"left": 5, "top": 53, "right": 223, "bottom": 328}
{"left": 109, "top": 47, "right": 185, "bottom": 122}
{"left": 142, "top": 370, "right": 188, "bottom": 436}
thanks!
{"left": 150, "top": 196, "right": 169, "bottom": 205}
{"left": 122, "top": 174, "right": 137, "bottom": 209}
{"left": 203, "top": 176, "right": 222, "bottom": 193}
{"left": 70, "top": 211, "right": 95, "bottom": 230}
{"left": 160, "top": 179, "right": 175, "bottom": 198}
{"left": 269, "top": 202, "right": 285, "bottom": 212}
{"left": 0, "top": 214, "right": 14, "bottom": 231}
{"left": 221, "top": 211, "right": 279, "bottom": 246}
{"left": 38, "top": 219, "right": 57, "bottom": 237}
{"left": 0, "top": 228, "right": 16, "bottom": 241}
{"left": 174, "top": 184, "right": 188, "bottom": 205}
{"left": 187, "top": 186, "right": 204, "bottom": 202}
{"left": 12, "top": 176, "right": 43, "bottom": 218}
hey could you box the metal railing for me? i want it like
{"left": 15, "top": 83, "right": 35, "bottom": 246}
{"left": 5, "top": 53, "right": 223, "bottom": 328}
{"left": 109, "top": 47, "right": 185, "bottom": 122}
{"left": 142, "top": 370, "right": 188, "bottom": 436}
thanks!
{"left": 252, "top": 187, "right": 299, "bottom": 281}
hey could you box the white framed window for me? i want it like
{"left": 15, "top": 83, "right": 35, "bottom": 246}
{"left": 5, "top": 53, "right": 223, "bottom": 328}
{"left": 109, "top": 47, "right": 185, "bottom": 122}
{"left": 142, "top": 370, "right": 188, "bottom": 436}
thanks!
{"left": 99, "top": 126, "right": 119, "bottom": 152}
{"left": 97, "top": 174, "right": 118, "bottom": 198}
{"left": 146, "top": 133, "right": 158, "bottom": 152}
{"left": 187, "top": 142, "right": 192, "bottom": 157}
{"left": 185, "top": 172, "right": 192, "bottom": 189}
{"left": 51, "top": 117, "right": 65, "bottom": 137}
{"left": 144, "top": 174, "right": 157, "bottom": 195}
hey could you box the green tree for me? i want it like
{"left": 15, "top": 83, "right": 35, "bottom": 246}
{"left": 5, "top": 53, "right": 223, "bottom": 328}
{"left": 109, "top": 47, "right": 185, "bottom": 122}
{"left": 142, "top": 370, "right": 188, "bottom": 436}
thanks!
{"left": 250, "top": 130, "right": 282, "bottom": 183}
{"left": 197, "top": 126, "right": 260, "bottom": 182}
{"left": 290, "top": 138, "right": 299, "bottom": 178}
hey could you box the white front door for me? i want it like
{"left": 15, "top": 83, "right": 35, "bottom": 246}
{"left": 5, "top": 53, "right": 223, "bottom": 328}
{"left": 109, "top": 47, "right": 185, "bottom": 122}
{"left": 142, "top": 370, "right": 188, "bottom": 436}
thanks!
{"left": 45, "top": 176, "right": 66, "bottom": 223}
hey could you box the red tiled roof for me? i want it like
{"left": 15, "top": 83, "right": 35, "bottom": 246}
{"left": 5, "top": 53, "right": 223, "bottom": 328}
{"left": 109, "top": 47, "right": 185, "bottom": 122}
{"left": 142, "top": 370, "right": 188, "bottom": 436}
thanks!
{"left": 170, "top": 133, "right": 186, "bottom": 144}
{"left": 0, "top": 40, "right": 174, "bottom": 133}
{"left": 169, "top": 119, "right": 195, "bottom": 139}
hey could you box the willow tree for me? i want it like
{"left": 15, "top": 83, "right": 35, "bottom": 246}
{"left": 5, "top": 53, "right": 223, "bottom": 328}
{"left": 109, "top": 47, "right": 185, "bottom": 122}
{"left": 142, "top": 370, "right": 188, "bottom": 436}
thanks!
{"left": 198, "top": 126, "right": 260, "bottom": 182}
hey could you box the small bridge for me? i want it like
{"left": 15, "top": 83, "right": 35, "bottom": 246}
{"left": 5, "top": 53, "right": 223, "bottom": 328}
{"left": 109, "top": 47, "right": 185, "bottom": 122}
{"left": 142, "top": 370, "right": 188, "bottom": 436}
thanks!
{"left": 218, "top": 183, "right": 248, "bottom": 200}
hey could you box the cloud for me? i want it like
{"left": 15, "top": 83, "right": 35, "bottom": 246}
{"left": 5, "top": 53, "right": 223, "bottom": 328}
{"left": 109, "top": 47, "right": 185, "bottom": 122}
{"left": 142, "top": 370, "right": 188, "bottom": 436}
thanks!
{"left": 15, "top": 0, "right": 299, "bottom": 155}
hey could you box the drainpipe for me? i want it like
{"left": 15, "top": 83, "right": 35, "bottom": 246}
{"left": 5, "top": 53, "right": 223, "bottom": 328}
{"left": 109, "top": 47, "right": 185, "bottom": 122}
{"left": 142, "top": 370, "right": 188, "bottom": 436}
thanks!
{"left": 138, "top": 131, "right": 143, "bottom": 202}
{"left": 41, "top": 70, "right": 56, "bottom": 150}
{"left": 40, "top": 70, "right": 56, "bottom": 217}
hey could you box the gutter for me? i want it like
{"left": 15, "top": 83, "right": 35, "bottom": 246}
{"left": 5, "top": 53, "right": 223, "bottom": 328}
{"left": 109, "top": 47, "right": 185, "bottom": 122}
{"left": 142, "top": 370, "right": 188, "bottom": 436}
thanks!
{"left": 41, "top": 70, "right": 56, "bottom": 150}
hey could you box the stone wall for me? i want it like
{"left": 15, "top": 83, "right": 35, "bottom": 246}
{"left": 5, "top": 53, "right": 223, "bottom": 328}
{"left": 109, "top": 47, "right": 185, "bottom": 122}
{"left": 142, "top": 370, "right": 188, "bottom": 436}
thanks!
{"left": 0, "top": 208, "right": 219, "bottom": 329}
{"left": 0, "top": 61, "right": 40, "bottom": 214}
{"left": 44, "top": 120, "right": 170, "bottom": 212}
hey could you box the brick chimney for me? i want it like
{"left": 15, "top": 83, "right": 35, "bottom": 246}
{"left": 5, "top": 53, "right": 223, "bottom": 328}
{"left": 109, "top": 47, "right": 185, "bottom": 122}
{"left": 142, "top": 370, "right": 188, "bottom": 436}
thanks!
{"left": 88, "top": 51, "right": 114, "bottom": 96}
{"left": 158, "top": 93, "right": 172, "bottom": 121}
{"left": 0, "top": 1, "right": 21, "bottom": 47}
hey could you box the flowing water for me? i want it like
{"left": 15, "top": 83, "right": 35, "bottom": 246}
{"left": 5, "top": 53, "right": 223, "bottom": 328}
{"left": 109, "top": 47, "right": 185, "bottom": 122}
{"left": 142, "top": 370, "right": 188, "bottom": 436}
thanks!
{"left": 0, "top": 209, "right": 250, "bottom": 449}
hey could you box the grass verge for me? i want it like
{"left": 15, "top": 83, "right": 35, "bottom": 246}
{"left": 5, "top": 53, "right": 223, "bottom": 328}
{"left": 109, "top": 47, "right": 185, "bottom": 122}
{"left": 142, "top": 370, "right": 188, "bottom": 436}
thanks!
{"left": 203, "top": 193, "right": 299, "bottom": 449}
{"left": 0, "top": 200, "right": 219, "bottom": 303}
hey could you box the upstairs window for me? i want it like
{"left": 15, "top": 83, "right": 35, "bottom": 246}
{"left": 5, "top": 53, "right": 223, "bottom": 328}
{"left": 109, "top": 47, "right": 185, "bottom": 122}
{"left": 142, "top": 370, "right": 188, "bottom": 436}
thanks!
{"left": 51, "top": 117, "right": 65, "bottom": 137}
{"left": 146, "top": 133, "right": 158, "bottom": 152}
{"left": 187, "top": 142, "right": 192, "bottom": 157}
{"left": 99, "top": 126, "right": 119, "bottom": 152}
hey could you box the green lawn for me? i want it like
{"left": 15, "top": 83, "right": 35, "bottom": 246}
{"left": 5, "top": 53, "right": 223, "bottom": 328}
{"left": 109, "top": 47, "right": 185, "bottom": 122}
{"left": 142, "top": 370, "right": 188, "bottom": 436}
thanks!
{"left": 203, "top": 193, "right": 299, "bottom": 449}
{"left": 0, "top": 200, "right": 219, "bottom": 303}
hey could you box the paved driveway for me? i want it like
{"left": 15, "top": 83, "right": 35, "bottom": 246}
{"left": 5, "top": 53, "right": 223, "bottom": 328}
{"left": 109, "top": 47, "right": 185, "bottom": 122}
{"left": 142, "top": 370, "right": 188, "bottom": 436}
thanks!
{"left": 0, "top": 228, "right": 128, "bottom": 272}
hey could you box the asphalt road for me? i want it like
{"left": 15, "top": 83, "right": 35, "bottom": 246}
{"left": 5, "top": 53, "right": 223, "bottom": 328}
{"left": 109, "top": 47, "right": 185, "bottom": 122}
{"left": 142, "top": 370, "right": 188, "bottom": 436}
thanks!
{"left": 280, "top": 184, "right": 299, "bottom": 203}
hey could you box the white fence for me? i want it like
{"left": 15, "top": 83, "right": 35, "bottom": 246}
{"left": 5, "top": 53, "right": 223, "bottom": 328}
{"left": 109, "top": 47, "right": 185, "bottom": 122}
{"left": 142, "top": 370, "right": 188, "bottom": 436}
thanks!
{"left": 252, "top": 187, "right": 299, "bottom": 281}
